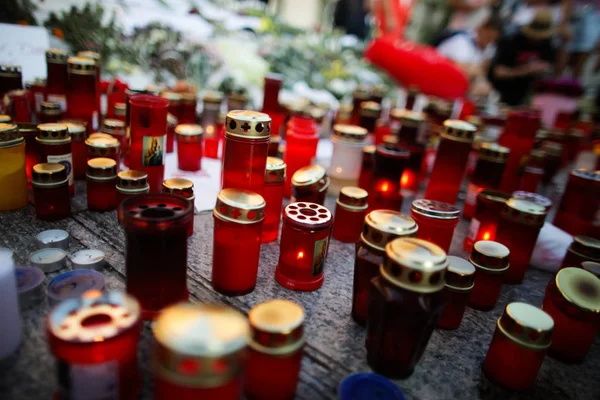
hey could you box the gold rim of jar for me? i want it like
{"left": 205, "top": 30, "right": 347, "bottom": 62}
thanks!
{"left": 361, "top": 210, "right": 418, "bottom": 252}
{"left": 332, "top": 124, "right": 368, "bottom": 143}
{"left": 469, "top": 240, "right": 510, "bottom": 273}
{"left": 175, "top": 124, "right": 203, "bottom": 142}
{"left": 411, "top": 199, "right": 460, "bottom": 220}
{"left": 77, "top": 51, "right": 101, "bottom": 62}
{"left": 572, "top": 168, "right": 600, "bottom": 182}
{"left": 248, "top": 299, "right": 305, "bottom": 355}
{"left": 46, "top": 48, "right": 69, "bottom": 64}
{"left": 117, "top": 170, "right": 148, "bottom": 188}
{"left": 85, "top": 136, "right": 120, "bottom": 149}
{"left": 0, "top": 115, "right": 11, "bottom": 123}
{"left": 102, "top": 119, "right": 125, "bottom": 136}
{"left": 291, "top": 165, "right": 326, "bottom": 187}
{"left": 87, "top": 158, "right": 117, "bottom": 180}
{"left": 497, "top": 302, "right": 554, "bottom": 350}
{"left": 58, "top": 121, "right": 86, "bottom": 139}
{"left": 180, "top": 92, "right": 197, "bottom": 104}
{"left": 213, "top": 188, "right": 265, "bottom": 224}
{"left": 478, "top": 143, "right": 510, "bottom": 163}
{"left": 0, "top": 65, "right": 21, "bottom": 77}
{"left": 265, "top": 157, "right": 286, "bottom": 183}
{"left": 390, "top": 109, "right": 426, "bottom": 127}
{"left": 225, "top": 110, "right": 271, "bottom": 139}
{"left": 67, "top": 57, "right": 96, "bottom": 75}
{"left": 554, "top": 268, "right": 600, "bottom": 316}
{"left": 40, "top": 102, "right": 62, "bottom": 115}
{"left": 161, "top": 91, "right": 182, "bottom": 103}
{"left": 31, "top": 163, "right": 68, "bottom": 187}
{"left": 571, "top": 235, "right": 600, "bottom": 259}
{"left": 162, "top": 178, "right": 194, "bottom": 199}
{"left": 337, "top": 186, "right": 368, "bottom": 210}
{"left": 502, "top": 198, "right": 546, "bottom": 226}
{"left": 114, "top": 103, "right": 126, "bottom": 116}
{"left": 359, "top": 101, "right": 381, "bottom": 118}
{"left": 36, "top": 123, "right": 71, "bottom": 144}
{"left": 203, "top": 90, "right": 224, "bottom": 104}
{"left": 0, "top": 123, "right": 24, "bottom": 148}
{"left": 444, "top": 256, "right": 475, "bottom": 291}
{"left": 440, "top": 120, "right": 476, "bottom": 143}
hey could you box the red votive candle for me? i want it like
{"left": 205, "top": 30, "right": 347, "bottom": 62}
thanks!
{"left": 45, "top": 49, "right": 68, "bottom": 113}
{"left": 0, "top": 123, "right": 27, "bottom": 211}
{"left": 31, "top": 163, "right": 71, "bottom": 221}
{"left": 39, "top": 101, "right": 62, "bottom": 123}
{"left": 87, "top": 158, "right": 117, "bottom": 212}
{"left": 366, "top": 238, "right": 448, "bottom": 378}
{"left": 405, "top": 87, "right": 418, "bottom": 110}
{"left": 0, "top": 65, "right": 22, "bottom": 100}
{"left": 47, "top": 291, "right": 143, "bottom": 400}
{"left": 37, "top": 123, "right": 74, "bottom": 196}
{"left": 438, "top": 256, "right": 475, "bottom": 330}
{"left": 333, "top": 187, "right": 368, "bottom": 243}
{"left": 560, "top": 236, "right": 600, "bottom": 270}
{"left": 519, "top": 149, "right": 545, "bottom": 193}
{"left": 59, "top": 120, "right": 88, "bottom": 180}
{"left": 391, "top": 109, "right": 427, "bottom": 192}
{"left": 222, "top": 110, "right": 270, "bottom": 195}
{"left": 262, "top": 157, "right": 286, "bottom": 243}
{"left": 212, "top": 188, "right": 265, "bottom": 296}
{"left": 495, "top": 198, "right": 547, "bottom": 284}
{"left": 411, "top": 199, "right": 460, "bottom": 253}
{"left": 352, "top": 211, "right": 417, "bottom": 326}
{"left": 283, "top": 114, "right": 319, "bottom": 197}
{"left": 369, "top": 146, "right": 408, "bottom": 212}
{"left": 336, "top": 104, "right": 353, "bottom": 125}
{"left": 116, "top": 170, "right": 149, "bottom": 223}
{"left": 276, "top": 202, "right": 333, "bottom": 291}
{"left": 245, "top": 299, "right": 305, "bottom": 400}
{"left": 553, "top": 169, "right": 600, "bottom": 237}
{"left": 17, "top": 123, "right": 38, "bottom": 184}
{"left": 482, "top": 302, "right": 554, "bottom": 391}
{"left": 542, "top": 268, "right": 600, "bottom": 363}
{"left": 425, "top": 120, "right": 477, "bottom": 204}
{"left": 7, "top": 89, "right": 32, "bottom": 123}
{"left": 565, "top": 128, "right": 584, "bottom": 162}
{"left": 114, "top": 102, "right": 126, "bottom": 123}
{"left": 291, "top": 165, "right": 330, "bottom": 206}
{"left": 179, "top": 92, "right": 197, "bottom": 124}
{"left": 540, "top": 141, "right": 563, "bottom": 185}
{"left": 161, "top": 92, "right": 182, "bottom": 137}
{"left": 162, "top": 178, "right": 195, "bottom": 237}
{"left": 166, "top": 113, "right": 178, "bottom": 154}
{"left": 204, "top": 115, "right": 220, "bottom": 159}
{"left": 358, "top": 145, "right": 375, "bottom": 190}
{"left": 511, "top": 190, "right": 552, "bottom": 212}
{"left": 262, "top": 73, "right": 285, "bottom": 135}
{"left": 152, "top": 304, "right": 249, "bottom": 400}
{"left": 121, "top": 193, "right": 193, "bottom": 320}
{"left": 67, "top": 57, "right": 97, "bottom": 129}
{"left": 201, "top": 90, "right": 223, "bottom": 141}
{"left": 463, "top": 189, "right": 510, "bottom": 252}
{"left": 468, "top": 240, "right": 510, "bottom": 311}
{"left": 268, "top": 134, "right": 280, "bottom": 158}
{"left": 86, "top": 134, "right": 120, "bottom": 170}
{"left": 77, "top": 51, "right": 101, "bottom": 126}
{"left": 351, "top": 85, "right": 370, "bottom": 125}
{"left": 359, "top": 101, "right": 382, "bottom": 135}
{"left": 101, "top": 118, "right": 127, "bottom": 155}
{"left": 175, "top": 124, "right": 203, "bottom": 171}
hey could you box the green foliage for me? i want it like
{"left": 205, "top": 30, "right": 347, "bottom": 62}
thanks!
{"left": 0, "top": 0, "right": 38, "bottom": 25}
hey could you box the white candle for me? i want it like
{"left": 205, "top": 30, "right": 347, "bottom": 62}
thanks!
{"left": 29, "top": 248, "right": 68, "bottom": 273}
{"left": 70, "top": 249, "right": 105, "bottom": 271}
{"left": 0, "top": 248, "right": 22, "bottom": 359}
{"left": 36, "top": 229, "right": 69, "bottom": 250}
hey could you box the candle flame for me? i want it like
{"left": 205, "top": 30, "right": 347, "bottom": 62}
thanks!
{"left": 483, "top": 232, "right": 491, "bottom": 240}
{"left": 297, "top": 251, "right": 304, "bottom": 260}
{"left": 379, "top": 182, "right": 389, "bottom": 192}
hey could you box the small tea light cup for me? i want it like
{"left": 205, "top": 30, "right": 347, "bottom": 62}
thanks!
{"left": 70, "top": 249, "right": 105, "bottom": 271}
{"left": 36, "top": 229, "right": 69, "bottom": 250}
{"left": 29, "top": 248, "right": 68, "bottom": 272}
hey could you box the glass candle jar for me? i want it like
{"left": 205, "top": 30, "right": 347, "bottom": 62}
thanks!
{"left": 31, "top": 163, "right": 71, "bottom": 221}
{"left": 519, "top": 149, "right": 545, "bottom": 193}
{"left": 36, "top": 123, "right": 74, "bottom": 195}
{"left": 358, "top": 145, "right": 375, "bottom": 190}
{"left": 39, "top": 101, "right": 62, "bottom": 123}
{"left": 116, "top": 170, "right": 149, "bottom": 223}
{"left": 438, "top": 256, "right": 475, "bottom": 330}
{"left": 0, "top": 123, "right": 27, "bottom": 211}
{"left": 391, "top": 109, "right": 427, "bottom": 192}
{"left": 468, "top": 240, "right": 510, "bottom": 311}
{"left": 333, "top": 187, "right": 368, "bottom": 243}
{"left": 565, "top": 128, "right": 584, "bottom": 162}
{"left": 17, "top": 122, "right": 38, "bottom": 185}
{"left": 212, "top": 188, "right": 265, "bottom": 296}
{"left": 366, "top": 238, "right": 448, "bottom": 378}
{"left": 352, "top": 211, "right": 417, "bottom": 326}
{"left": 162, "top": 178, "right": 195, "bottom": 237}
{"left": 87, "top": 158, "right": 117, "bottom": 212}
{"left": 179, "top": 92, "right": 197, "bottom": 124}
{"left": 328, "top": 124, "right": 368, "bottom": 189}
{"left": 67, "top": 57, "right": 97, "bottom": 129}
{"left": 560, "top": 236, "right": 600, "bottom": 269}
{"left": 166, "top": 113, "right": 178, "bottom": 154}
{"left": 511, "top": 190, "right": 553, "bottom": 212}
{"left": 482, "top": 302, "right": 554, "bottom": 391}
{"left": 161, "top": 92, "right": 182, "bottom": 143}
{"left": 369, "top": 146, "right": 409, "bottom": 212}
{"left": 359, "top": 101, "right": 382, "bottom": 135}
{"left": 0, "top": 65, "right": 22, "bottom": 99}
{"left": 121, "top": 193, "right": 193, "bottom": 319}
{"left": 336, "top": 104, "right": 353, "bottom": 125}
{"left": 201, "top": 90, "right": 223, "bottom": 138}
{"left": 262, "top": 157, "right": 286, "bottom": 243}
{"left": 291, "top": 165, "right": 330, "bottom": 205}
{"left": 553, "top": 169, "right": 600, "bottom": 237}
{"left": 411, "top": 199, "right": 460, "bottom": 253}
{"left": 77, "top": 51, "right": 101, "bottom": 120}
{"left": 463, "top": 190, "right": 510, "bottom": 251}
{"left": 47, "top": 291, "right": 143, "bottom": 400}
{"left": 495, "top": 198, "right": 547, "bottom": 284}
{"left": 222, "top": 110, "right": 271, "bottom": 195}
{"left": 262, "top": 73, "right": 285, "bottom": 135}
{"left": 7, "top": 89, "right": 32, "bottom": 123}
{"left": 425, "top": 120, "right": 477, "bottom": 204}
{"left": 405, "top": 87, "right": 418, "bottom": 110}
{"left": 85, "top": 135, "right": 120, "bottom": 170}
{"left": 275, "top": 202, "right": 333, "bottom": 291}
{"left": 204, "top": 113, "right": 221, "bottom": 160}
{"left": 463, "top": 143, "right": 510, "bottom": 219}
{"left": 244, "top": 299, "right": 305, "bottom": 400}
{"left": 283, "top": 114, "right": 319, "bottom": 197}
{"left": 176, "top": 124, "right": 203, "bottom": 171}
{"left": 351, "top": 85, "right": 370, "bottom": 125}
{"left": 152, "top": 304, "right": 249, "bottom": 400}
{"left": 101, "top": 118, "right": 127, "bottom": 154}
{"left": 45, "top": 49, "right": 68, "bottom": 112}
{"left": 542, "top": 268, "right": 600, "bottom": 363}
{"left": 60, "top": 120, "right": 88, "bottom": 180}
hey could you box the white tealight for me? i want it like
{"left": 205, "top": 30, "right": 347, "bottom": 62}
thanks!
{"left": 70, "top": 249, "right": 105, "bottom": 271}
{"left": 29, "top": 248, "right": 68, "bottom": 273}
{"left": 36, "top": 229, "right": 69, "bottom": 250}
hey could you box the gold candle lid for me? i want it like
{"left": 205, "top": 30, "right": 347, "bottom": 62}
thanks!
{"left": 291, "top": 165, "right": 328, "bottom": 189}
{"left": 175, "top": 124, "right": 203, "bottom": 143}
{"left": 445, "top": 256, "right": 475, "bottom": 290}
{"left": 283, "top": 202, "right": 332, "bottom": 229}
{"left": 77, "top": 51, "right": 101, "bottom": 62}
{"left": 67, "top": 56, "right": 96, "bottom": 75}
{"left": 0, "top": 65, "right": 21, "bottom": 77}
{"left": 332, "top": 124, "right": 368, "bottom": 143}
{"left": 265, "top": 157, "right": 286, "bottom": 183}
{"left": 337, "top": 104, "right": 353, "bottom": 119}
{"left": 214, "top": 188, "right": 265, "bottom": 224}
{"left": 478, "top": 143, "right": 510, "bottom": 163}
{"left": 359, "top": 101, "right": 382, "bottom": 118}
{"left": 568, "top": 128, "right": 585, "bottom": 139}
{"left": 161, "top": 91, "right": 182, "bottom": 103}
{"left": 381, "top": 238, "right": 449, "bottom": 293}
{"left": 88, "top": 133, "right": 114, "bottom": 141}
{"left": 337, "top": 187, "right": 368, "bottom": 210}
{"left": 85, "top": 135, "right": 120, "bottom": 149}
{"left": 411, "top": 199, "right": 460, "bottom": 220}
{"left": 87, "top": 158, "right": 117, "bottom": 180}
{"left": 248, "top": 299, "right": 305, "bottom": 355}
{"left": 362, "top": 210, "right": 418, "bottom": 252}
{"left": 441, "top": 120, "right": 477, "bottom": 143}
{"left": 0, "top": 123, "right": 23, "bottom": 148}
{"left": 470, "top": 240, "right": 510, "bottom": 273}
{"left": 58, "top": 121, "right": 86, "bottom": 139}
{"left": 571, "top": 168, "right": 600, "bottom": 182}
{"left": 225, "top": 110, "right": 271, "bottom": 139}
{"left": 114, "top": 103, "right": 126, "bottom": 116}
{"left": 0, "top": 115, "right": 11, "bottom": 123}
{"left": 180, "top": 92, "right": 197, "bottom": 103}
{"left": 390, "top": 109, "right": 426, "bottom": 127}
{"left": 570, "top": 236, "right": 600, "bottom": 260}
{"left": 502, "top": 198, "right": 546, "bottom": 226}
{"left": 117, "top": 170, "right": 149, "bottom": 193}
{"left": 46, "top": 48, "right": 69, "bottom": 64}
{"left": 162, "top": 178, "right": 194, "bottom": 199}
{"left": 553, "top": 268, "right": 600, "bottom": 318}
{"left": 203, "top": 90, "right": 224, "bottom": 104}
{"left": 498, "top": 302, "right": 554, "bottom": 350}
{"left": 36, "top": 123, "right": 70, "bottom": 144}
{"left": 582, "top": 261, "right": 600, "bottom": 278}
{"left": 101, "top": 119, "right": 125, "bottom": 136}
{"left": 363, "top": 144, "right": 376, "bottom": 155}
{"left": 541, "top": 141, "right": 563, "bottom": 157}
{"left": 32, "top": 163, "right": 67, "bottom": 185}
{"left": 40, "top": 101, "right": 62, "bottom": 116}
{"left": 353, "top": 85, "right": 371, "bottom": 100}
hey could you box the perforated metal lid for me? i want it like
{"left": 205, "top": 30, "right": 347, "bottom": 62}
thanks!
{"left": 225, "top": 110, "right": 271, "bottom": 139}
{"left": 214, "top": 188, "right": 265, "bottom": 224}
{"left": 498, "top": 302, "right": 554, "bottom": 349}
{"left": 411, "top": 199, "right": 460, "bottom": 220}
{"left": 283, "top": 202, "right": 332, "bottom": 229}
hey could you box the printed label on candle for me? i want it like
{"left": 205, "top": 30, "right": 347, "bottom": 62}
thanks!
{"left": 465, "top": 183, "right": 481, "bottom": 207}
{"left": 47, "top": 153, "right": 74, "bottom": 186}
{"left": 468, "top": 218, "right": 480, "bottom": 241}
{"left": 47, "top": 94, "right": 67, "bottom": 112}
{"left": 58, "top": 360, "right": 118, "bottom": 400}
{"left": 142, "top": 135, "right": 166, "bottom": 166}
{"left": 312, "top": 237, "right": 329, "bottom": 276}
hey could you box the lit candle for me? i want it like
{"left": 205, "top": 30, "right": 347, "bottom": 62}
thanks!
{"left": 29, "top": 248, "right": 67, "bottom": 273}
{"left": 36, "top": 229, "right": 69, "bottom": 250}
{"left": 70, "top": 249, "right": 105, "bottom": 270}
{"left": 46, "top": 269, "right": 106, "bottom": 305}
{"left": 0, "top": 248, "right": 21, "bottom": 359}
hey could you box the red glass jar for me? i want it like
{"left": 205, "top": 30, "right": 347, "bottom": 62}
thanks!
{"left": 59, "top": 120, "right": 88, "bottom": 180}
{"left": 77, "top": 51, "right": 101, "bottom": 123}
{"left": 31, "top": 163, "right": 71, "bottom": 221}
{"left": 425, "top": 120, "right": 476, "bottom": 204}
{"left": 45, "top": 49, "right": 68, "bottom": 113}
{"left": 333, "top": 187, "right": 368, "bottom": 243}
{"left": 245, "top": 299, "right": 304, "bottom": 400}
{"left": 204, "top": 115, "right": 220, "bottom": 160}
{"left": 495, "top": 198, "right": 547, "bottom": 284}
{"left": 404, "top": 87, "right": 418, "bottom": 110}
{"left": 366, "top": 238, "right": 448, "bottom": 378}
{"left": 152, "top": 304, "right": 249, "bottom": 400}
{"left": 351, "top": 86, "right": 370, "bottom": 125}
{"left": 176, "top": 124, "right": 203, "bottom": 171}
{"left": 275, "top": 202, "right": 333, "bottom": 291}
{"left": 36, "top": 123, "right": 74, "bottom": 196}
{"left": 369, "top": 146, "right": 408, "bottom": 212}
{"left": 519, "top": 149, "right": 545, "bottom": 193}
{"left": 391, "top": 109, "right": 427, "bottom": 192}
{"left": 87, "top": 158, "right": 117, "bottom": 212}
{"left": 201, "top": 90, "right": 223, "bottom": 139}
{"left": 352, "top": 211, "right": 417, "bottom": 326}
{"left": 47, "top": 291, "right": 143, "bottom": 400}
{"left": 67, "top": 57, "right": 97, "bottom": 129}
{"left": 39, "top": 101, "right": 62, "bottom": 123}
{"left": 359, "top": 101, "right": 381, "bottom": 135}
{"left": 212, "top": 188, "right": 265, "bottom": 296}
{"left": 336, "top": 104, "right": 353, "bottom": 125}
{"left": 560, "top": 236, "right": 600, "bottom": 269}
{"left": 222, "top": 110, "right": 270, "bottom": 195}
{"left": 17, "top": 123, "right": 38, "bottom": 184}
{"left": 7, "top": 89, "right": 32, "bottom": 123}
{"left": 511, "top": 190, "right": 552, "bottom": 212}
{"left": 468, "top": 240, "right": 510, "bottom": 311}
{"left": 482, "top": 302, "right": 554, "bottom": 391}
{"left": 358, "top": 145, "right": 375, "bottom": 191}
{"left": 291, "top": 165, "right": 330, "bottom": 205}
{"left": 554, "top": 169, "right": 600, "bottom": 237}
{"left": 262, "top": 73, "right": 285, "bottom": 136}
{"left": 438, "top": 256, "right": 475, "bottom": 330}
{"left": 179, "top": 92, "right": 197, "bottom": 124}
{"left": 116, "top": 170, "right": 149, "bottom": 223}
{"left": 101, "top": 118, "right": 126, "bottom": 154}
{"left": 166, "top": 113, "right": 178, "bottom": 154}
{"left": 565, "top": 128, "right": 584, "bottom": 162}
{"left": 267, "top": 134, "right": 280, "bottom": 158}
{"left": 542, "top": 268, "right": 600, "bottom": 363}
{"left": 540, "top": 141, "right": 563, "bottom": 185}
{"left": 0, "top": 65, "right": 22, "bottom": 100}
{"left": 27, "top": 78, "right": 46, "bottom": 116}
{"left": 121, "top": 193, "right": 193, "bottom": 320}
{"left": 85, "top": 135, "right": 120, "bottom": 171}
{"left": 411, "top": 199, "right": 460, "bottom": 253}
{"left": 463, "top": 189, "right": 510, "bottom": 252}
{"left": 161, "top": 92, "right": 182, "bottom": 135}
{"left": 283, "top": 114, "right": 319, "bottom": 197}
{"left": 114, "top": 102, "right": 126, "bottom": 123}
{"left": 162, "top": 178, "right": 195, "bottom": 238}
{"left": 262, "top": 157, "right": 286, "bottom": 243}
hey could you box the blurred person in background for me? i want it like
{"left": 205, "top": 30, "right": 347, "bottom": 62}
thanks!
{"left": 334, "top": 0, "right": 370, "bottom": 39}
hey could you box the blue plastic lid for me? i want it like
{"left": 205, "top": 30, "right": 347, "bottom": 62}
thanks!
{"left": 339, "top": 373, "right": 405, "bottom": 400}
{"left": 47, "top": 269, "right": 105, "bottom": 304}
{"left": 16, "top": 267, "right": 45, "bottom": 293}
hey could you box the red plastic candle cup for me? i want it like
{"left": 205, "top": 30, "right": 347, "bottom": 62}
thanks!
{"left": 86, "top": 158, "right": 117, "bottom": 212}
{"left": 329, "top": 124, "right": 368, "bottom": 190}
{"left": 101, "top": 118, "right": 127, "bottom": 155}
{"left": 540, "top": 142, "right": 564, "bottom": 185}
{"left": 201, "top": 90, "right": 223, "bottom": 137}
{"left": 482, "top": 302, "right": 553, "bottom": 391}
{"left": 45, "top": 49, "right": 69, "bottom": 112}
{"left": 519, "top": 149, "right": 545, "bottom": 193}
{"left": 391, "top": 109, "right": 427, "bottom": 192}
{"left": 245, "top": 299, "right": 304, "bottom": 400}
{"left": 425, "top": 120, "right": 477, "bottom": 204}
{"left": 438, "top": 256, "right": 475, "bottom": 330}
{"left": 358, "top": 145, "right": 376, "bottom": 191}
{"left": 565, "top": 128, "right": 585, "bottom": 162}
{"left": 411, "top": 199, "right": 460, "bottom": 253}
{"left": 291, "top": 165, "right": 330, "bottom": 206}
{"left": 114, "top": 102, "right": 126, "bottom": 123}
{"left": 333, "top": 187, "right": 368, "bottom": 243}
{"left": 359, "top": 101, "right": 381, "bottom": 134}
{"left": 369, "top": 146, "right": 409, "bottom": 212}
{"left": 366, "top": 238, "right": 448, "bottom": 378}
{"left": 204, "top": 118, "right": 220, "bottom": 160}
{"left": 468, "top": 240, "right": 510, "bottom": 311}
{"left": 152, "top": 304, "right": 249, "bottom": 400}
{"left": 59, "top": 121, "right": 88, "bottom": 180}
{"left": 212, "top": 188, "right": 265, "bottom": 296}
{"left": 39, "top": 101, "right": 62, "bottom": 123}
{"left": 542, "top": 268, "right": 600, "bottom": 363}
{"left": 36, "top": 123, "right": 74, "bottom": 196}
{"left": 85, "top": 135, "right": 120, "bottom": 170}
{"left": 262, "top": 73, "right": 285, "bottom": 135}
{"left": 554, "top": 169, "right": 600, "bottom": 237}
{"left": 47, "top": 291, "right": 143, "bottom": 400}
{"left": 31, "top": 163, "right": 71, "bottom": 220}
{"left": 7, "top": 89, "right": 32, "bottom": 123}
{"left": 268, "top": 135, "right": 281, "bottom": 158}
{"left": 222, "top": 110, "right": 271, "bottom": 195}
{"left": 275, "top": 202, "right": 333, "bottom": 291}
{"left": 351, "top": 85, "right": 370, "bottom": 125}
{"left": 67, "top": 57, "right": 97, "bottom": 129}
{"left": 262, "top": 157, "right": 286, "bottom": 243}
{"left": 495, "top": 198, "right": 547, "bottom": 284}
{"left": 116, "top": 170, "right": 149, "bottom": 224}
{"left": 463, "top": 143, "right": 509, "bottom": 219}
{"left": 175, "top": 124, "right": 203, "bottom": 171}
{"left": 161, "top": 92, "right": 183, "bottom": 135}
{"left": 463, "top": 190, "right": 510, "bottom": 252}
{"left": 16, "top": 123, "right": 38, "bottom": 184}
{"left": 511, "top": 190, "right": 553, "bottom": 213}
{"left": 121, "top": 193, "right": 193, "bottom": 320}
{"left": 283, "top": 114, "right": 319, "bottom": 197}
{"left": 179, "top": 92, "right": 197, "bottom": 124}
{"left": 166, "top": 113, "right": 178, "bottom": 154}
{"left": 0, "top": 65, "right": 23, "bottom": 99}
{"left": 352, "top": 211, "right": 417, "bottom": 326}
{"left": 560, "top": 236, "right": 600, "bottom": 270}
{"left": 162, "top": 178, "right": 195, "bottom": 238}
{"left": 77, "top": 51, "right": 101, "bottom": 122}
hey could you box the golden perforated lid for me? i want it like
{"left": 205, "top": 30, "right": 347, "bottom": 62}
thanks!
{"left": 292, "top": 165, "right": 327, "bottom": 187}
{"left": 88, "top": 133, "right": 113, "bottom": 141}
{"left": 114, "top": 102, "right": 126, "bottom": 116}
{"left": 478, "top": 143, "right": 510, "bottom": 163}
{"left": 225, "top": 110, "right": 271, "bottom": 139}
{"left": 175, "top": 124, "right": 203, "bottom": 138}
{"left": 87, "top": 158, "right": 117, "bottom": 179}
{"left": 37, "top": 123, "right": 70, "bottom": 143}
{"left": 332, "top": 124, "right": 368, "bottom": 143}
{"left": 101, "top": 119, "right": 125, "bottom": 136}
{"left": 411, "top": 199, "right": 460, "bottom": 220}
{"left": 0, "top": 65, "right": 21, "bottom": 77}
{"left": 554, "top": 268, "right": 600, "bottom": 316}
{"left": 40, "top": 101, "right": 61, "bottom": 115}
{"left": 470, "top": 240, "right": 510, "bottom": 272}
{"left": 162, "top": 178, "right": 194, "bottom": 199}
{"left": 390, "top": 109, "right": 426, "bottom": 127}
{"left": 31, "top": 163, "right": 67, "bottom": 184}
{"left": 441, "top": 120, "right": 477, "bottom": 143}
{"left": 582, "top": 262, "right": 600, "bottom": 278}
{"left": 337, "top": 187, "right": 368, "bottom": 210}
{"left": 77, "top": 51, "right": 101, "bottom": 62}
{"left": 571, "top": 168, "right": 600, "bottom": 182}
{"left": 59, "top": 121, "right": 86, "bottom": 138}
{"left": 117, "top": 170, "right": 149, "bottom": 192}
{"left": 541, "top": 141, "right": 563, "bottom": 157}
{"left": 445, "top": 256, "right": 475, "bottom": 290}
{"left": 359, "top": 101, "right": 382, "bottom": 118}
{"left": 248, "top": 299, "right": 305, "bottom": 355}
{"left": 283, "top": 202, "right": 332, "bottom": 229}
{"left": 161, "top": 91, "right": 182, "bottom": 102}
{"left": 502, "top": 198, "right": 546, "bottom": 226}
{"left": 67, "top": 56, "right": 96, "bottom": 75}
{"left": 265, "top": 157, "right": 286, "bottom": 183}
{"left": 46, "top": 48, "right": 68, "bottom": 64}
{"left": 353, "top": 85, "right": 370, "bottom": 100}
{"left": 85, "top": 135, "right": 120, "bottom": 149}
{"left": 498, "top": 302, "right": 554, "bottom": 349}
{"left": 362, "top": 210, "right": 418, "bottom": 251}
{"left": 180, "top": 92, "right": 197, "bottom": 103}
{"left": 0, "top": 123, "right": 23, "bottom": 148}
{"left": 571, "top": 236, "right": 600, "bottom": 260}
{"left": 214, "top": 188, "right": 265, "bottom": 224}
{"left": 477, "top": 189, "right": 511, "bottom": 205}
